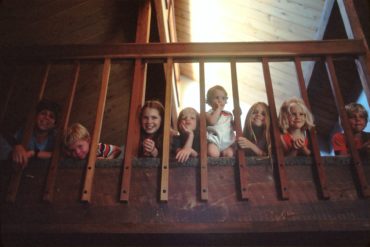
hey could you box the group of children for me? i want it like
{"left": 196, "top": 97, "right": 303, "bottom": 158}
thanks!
{"left": 2, "top": 85, "right": 369, "bottom": 166}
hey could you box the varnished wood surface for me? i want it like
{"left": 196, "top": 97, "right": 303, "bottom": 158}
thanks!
{"left": 1, "top": 158, "right": 369, "bottom": 245}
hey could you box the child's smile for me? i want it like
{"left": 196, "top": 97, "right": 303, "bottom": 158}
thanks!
{"left": 142, "top": 108, "right": 162, "bottom": 134}
{"left": 288, "top": 106, "right": 306, "bottom": 130}
{"left": 348, "top": 112, "right": 366, "bottom": 133}
{"left": 251, "top": 104, "right": 266, "bottom": 127}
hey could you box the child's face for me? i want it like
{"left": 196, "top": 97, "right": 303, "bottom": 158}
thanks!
{"left": 348, "top": 112, "right": 366, "bottom": 133}
{"left": 141, "top": 107, "right": 162, "bottom": 134}
{"left": 251, "top": 104, "right": 266, "bottom": 127}
{"left": 210, "top": 89, "right": 227, "bottom": 110}
{"left": 288, "top": 105, "right": 306, "bottom": 130}
{"left": 68, "top": 139, "right": 90, "bottom": 160}
{"left": 35, "top": 109, "right": 56, "bottom": 132}
{"left": 179, "top": 110, "right": 197, "bottom": 132}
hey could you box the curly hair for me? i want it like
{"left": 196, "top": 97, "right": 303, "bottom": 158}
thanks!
{"left": 278, "top": 97, "right": 315, "bottom": 133}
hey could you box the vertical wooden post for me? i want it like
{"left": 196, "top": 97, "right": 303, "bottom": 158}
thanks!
{"left": 325, "top": 56, "right": 370, "bottom": 198}
{"left": 230, "top": 60, "right": 248, "bottom": 200}
{"left": 160, "top": 58, "right": 173, "bottom": 202}
{"left": 294, "top": 57, "right": 329, "bottom": 199}
{"left": 6, "top": 63, "right": 50, "bottom": 203}
{"left": 81, "top": 58, "right": 111, "bottom": 203}
{"left": 120, "top": 0, "right": 151, "bottom": 202}
{"left": 262, "top": 58, "right": 289, "bottom": 200}
{"left": 43, "top": 61, "right": 80, "bottom": 202}
{"left": 199, "top": 59, "right": 208, "bottom": 201}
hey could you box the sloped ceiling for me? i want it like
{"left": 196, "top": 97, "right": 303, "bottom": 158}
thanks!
{"left": 174, "top": 0, "right": 332, "bottom": 112}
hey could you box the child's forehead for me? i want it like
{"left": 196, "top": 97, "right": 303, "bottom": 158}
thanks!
{"left": 181, "top": 109, "right": 197, "bottom": 117}
{"left": 348, "top": 110, "right": 365, "bottom": 117}
{"left": 212, "top": 88, "right": 226, "bottom": 96}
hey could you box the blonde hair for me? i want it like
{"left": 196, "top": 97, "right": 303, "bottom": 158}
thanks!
{"left": 177, "top": 107, "right": 200, "bottom": 133}
{"left": 63, "top": 123, "right": 90, "bottom": 148}
{"left": 243, "top": 102, "right": 271, "bottom": 156}
{"left": 345, "top": 102, "right": 368, "bottom": 122}
{"left": 279, "top": 97, "right": 315, "bottom": 133}
{"left": 206, "top": 85, "right": 228, "bottom": 106}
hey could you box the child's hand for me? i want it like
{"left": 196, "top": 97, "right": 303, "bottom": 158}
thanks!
{"left": 12, "top": 145, "right": 29, "bottom": 167}
{"left": 143, "top": 138, "right": 158, "bottom": 157}
{"left": 237, "top": 136, "right": 253, "bottom": 149}
{"left": 293, "top": 137, "right": 311, "bottom": 155}
{"left": 292, "top": 137, "right": 305, "bottom": 150}
{"left": 176, "top": 147, "right": 193, "bottom": 163}
{"left": 213, "top": 101, "right": 224, "bottom": 111}
{"left": 180, "top": 123, "right": 193, "bottom": 136}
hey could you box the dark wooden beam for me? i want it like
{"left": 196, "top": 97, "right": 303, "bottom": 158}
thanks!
{"left": 1, "top": 40, "right": 366, "bottom": 61}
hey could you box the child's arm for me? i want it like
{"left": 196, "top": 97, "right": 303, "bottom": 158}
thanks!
{"left": 175, "top": 125, "right": 198, "bottom": 163}
{"left": 105, "top": 145, "right": 121, "bottom": 159}
{"left": 206, "top": 103, "right": 223, "bottom": 125}
{"left": 237, "top": 137, "right": 266, "bottom": 156}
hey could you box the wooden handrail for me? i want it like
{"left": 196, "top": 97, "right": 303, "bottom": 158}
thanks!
{"left": 1, "top": 40, "right": 365, "bottom": 61}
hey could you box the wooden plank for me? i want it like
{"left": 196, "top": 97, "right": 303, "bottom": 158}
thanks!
{"left": 230, "top": 60, "right": 248, "bottom": 200}
{"left": 325, "top": 56, "right": 370, "bottom": 198}
{"left": 120, "top": 0, "right": 151, "bottom": 202}
{"left": 199, "top": 59, "right": 208, "bottom": 201}
{"left": 43, "top": 61, "right": 80, "bottom": 202}
{"left": 262, "top": 58, "right": 289, "bottom": 200}
{"left": 160, "top": 58, "right": 173, "bottom": 202}
{"left": 81, "top": 58, "right": 111, "bottom": 203}
{"left": 2, "top": 40, "right": 366, "bottom": 61}
{"left": 294, "top": 57, "right": 329, "bottom": 199}
{"left": 6, "top": 63, "right": 50, "bottom": 203}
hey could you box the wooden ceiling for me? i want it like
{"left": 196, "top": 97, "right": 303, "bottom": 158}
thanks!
{"left": 174, "top": 0, "right": 331, "bottom": 110}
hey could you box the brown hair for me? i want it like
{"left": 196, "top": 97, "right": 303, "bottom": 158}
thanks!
{"left": 243, "top": 102, "right": 271, "bottom": 156}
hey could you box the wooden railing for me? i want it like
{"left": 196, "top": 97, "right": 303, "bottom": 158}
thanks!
{"left": 2, "top": 39, "right": 370, "bottom": 203}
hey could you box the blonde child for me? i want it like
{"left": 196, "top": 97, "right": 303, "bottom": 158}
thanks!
{"left": 332, "top": 102, "right": 370, "bottom": 156}
{"left": 173, "top": 107, "right": 200, "bottom": 163}
{"left": 63, "top": 123, "right": 121, "bottom": 160}
{"left": 279, "top": 97, "right": 314, "bottom": 156}
{"left": 206, "top": 85, "right": 235, "bottom": 157}
{"left": 237, "top": 102, "right": 271, "bottom": 156}
{"left": 139, "top": 100, "right": 164, "bottom": 157}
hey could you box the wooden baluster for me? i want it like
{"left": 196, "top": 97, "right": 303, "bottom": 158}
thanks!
{"left": 262, "top": 58, "right": 289, "bottom": 200}
{"left": 6, "top": 63, "right": 50, "bottom": 203}
{"left": 325, "top": 55, "right": 370, "bottom": 198}
{"left": 294, "top": 57, "right": 330, "bottom": 199}
{"left": 120, "top": 0, "right": 151, "bottom": 202}
{"left": 160, "top": 58, "right": 173, "bottom": 202}
{"left": 199, "top": 59, "right": 208, "bottom": 201}
{"left": 81, "top": 58, "right": 111, "bottom": 203}
{"left": 230, "top": 60, "right": 248, "bottom": 200}
{"left": 43, "top": 61, "right": 80, "bottom": 202}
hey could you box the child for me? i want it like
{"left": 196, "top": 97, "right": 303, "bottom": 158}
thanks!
{"left": 278, "top": 97, "right": 314, "bottom": 156}
{"left": 332, "top": 102, "right": 370, "bottom": 156}
{"left": 206, "top": 85, "right": 235, "bottom": 157}
{"left": 10, "top": 99, "right": 60, "bottom": 166}
{"left": 63, "top": 123, "right": 121, "bottom": 160}
{"left": 139, "top": 100, "right": 164, "bottom": 157}
{"left": 173, "top": 107, "right": 200, "bottom": 163}
{"left": 237, "top": 102, "right": 271, "bottom": 156}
